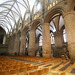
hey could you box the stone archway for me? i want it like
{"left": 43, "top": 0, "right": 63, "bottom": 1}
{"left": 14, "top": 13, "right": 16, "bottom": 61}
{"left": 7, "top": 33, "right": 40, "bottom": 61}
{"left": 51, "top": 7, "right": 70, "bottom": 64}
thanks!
{"left": 44, "top": 8, "right": 65, "bottom": 58}
{"left": 44, "top": 7, "right": 64, "bottom": 23}
{"left": 28, "top": 19, "right": 42, "bottom": 56}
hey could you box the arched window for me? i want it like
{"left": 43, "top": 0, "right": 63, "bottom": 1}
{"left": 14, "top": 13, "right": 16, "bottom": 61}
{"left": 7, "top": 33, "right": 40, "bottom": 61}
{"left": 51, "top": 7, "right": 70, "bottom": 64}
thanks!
{"left": 63, "top": 29, "right": 67, "bottom": 43}
{"left": 50, "top": 32, "right": 55, "bottom": 44}
{"left": 39, "top": 35, "right": 42, "bottom": 46}
{"left": 33, "top": 0, "right": 42, "bottom": 14}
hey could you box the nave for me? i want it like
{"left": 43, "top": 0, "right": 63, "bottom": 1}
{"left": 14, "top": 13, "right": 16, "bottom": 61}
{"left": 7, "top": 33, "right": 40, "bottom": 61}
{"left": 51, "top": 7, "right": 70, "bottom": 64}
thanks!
{"left": 0, "top": 0, "right": 75, "bottom": 75}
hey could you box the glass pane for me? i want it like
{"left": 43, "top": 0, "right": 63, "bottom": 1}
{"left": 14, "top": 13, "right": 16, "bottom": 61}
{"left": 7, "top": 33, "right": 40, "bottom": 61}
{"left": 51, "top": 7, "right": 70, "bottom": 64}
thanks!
{"left": 59, "top": 16, "right": 64, "bottom": 30}
{"left": 50, "top": 21, "right": 56, "bottom": 32}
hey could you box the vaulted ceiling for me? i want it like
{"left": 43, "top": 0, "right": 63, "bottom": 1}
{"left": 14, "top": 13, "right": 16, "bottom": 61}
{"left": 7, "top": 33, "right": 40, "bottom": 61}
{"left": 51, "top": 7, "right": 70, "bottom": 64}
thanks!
{"left": 0, "top": 0, "right": 40, "bottom": 34}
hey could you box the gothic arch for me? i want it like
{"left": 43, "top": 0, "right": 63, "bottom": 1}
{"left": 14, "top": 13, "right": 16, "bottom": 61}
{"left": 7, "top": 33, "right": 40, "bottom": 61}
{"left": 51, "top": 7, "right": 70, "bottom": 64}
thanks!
{"left": 31, "top": 19, "right": 42, "bottom": 30}
{"left": 22, "top": 26, "right": 29, "bottom": 34}
{"left": 44, "top": 7, "right": 64, "bottom": 23}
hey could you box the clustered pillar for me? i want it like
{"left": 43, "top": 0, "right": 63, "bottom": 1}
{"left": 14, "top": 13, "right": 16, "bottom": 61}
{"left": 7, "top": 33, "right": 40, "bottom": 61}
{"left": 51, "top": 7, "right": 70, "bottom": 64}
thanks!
{"left": 64, "top": 11, "right": 75, "bottom": 62}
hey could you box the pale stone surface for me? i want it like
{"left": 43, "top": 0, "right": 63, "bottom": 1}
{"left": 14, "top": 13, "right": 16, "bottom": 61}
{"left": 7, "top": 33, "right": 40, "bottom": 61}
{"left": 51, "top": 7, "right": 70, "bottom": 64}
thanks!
{"left": 64, "top": 11, "right": 75, "bottom": 62}
{"left": 42, "top": 23, "right": 51, "bottom": 58}
{"left": 28, "top": 29, "right": 35, "bottom": 56}
{"left": 12, "top": 35, "right": 16, "bottom": 54}
{"left": 20, "top": 32, "right": 26, "bottom": 55}
{"left": 8, "top": 36, "right": 15, "bottom": 54}
{"left": 54, "top": 30, "right": 63, "bottom": 47}
{"left": 8, "top": 37, "right": 11, "bottom": 53}
{"left": 35, "top": 34, "right": 40, "bottom": 56}
{"left": 14, "top": 33, "right": 20, "bottom": 54}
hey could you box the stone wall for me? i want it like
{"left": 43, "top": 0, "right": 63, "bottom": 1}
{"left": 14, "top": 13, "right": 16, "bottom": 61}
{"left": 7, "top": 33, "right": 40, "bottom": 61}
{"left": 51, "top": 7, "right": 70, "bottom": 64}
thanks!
{"left": 0, "top": 44, "right": 8, "bottom": 54}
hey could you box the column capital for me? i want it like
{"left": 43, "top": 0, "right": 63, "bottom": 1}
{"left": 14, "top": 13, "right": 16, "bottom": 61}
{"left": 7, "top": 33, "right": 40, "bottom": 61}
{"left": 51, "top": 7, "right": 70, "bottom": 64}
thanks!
{"left": 42, "top": 22, "right": 50, "bottom": 26}
{"left": 30, "top": 28, "right": 36, "bottom": 32}
{"left": 63, "top": 11, "right": 75, "bottom": 18}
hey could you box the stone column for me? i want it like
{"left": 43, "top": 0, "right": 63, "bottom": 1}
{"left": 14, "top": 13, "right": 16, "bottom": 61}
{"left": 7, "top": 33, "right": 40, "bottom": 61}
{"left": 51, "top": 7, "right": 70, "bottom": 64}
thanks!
{"left": 35, "top": 34, "right": 40, "bottom": 56}
{"left": 64, "top": 11, "right": 75, "bottom": 62}
{"left": 20, "top": 32, "right": 26, "bottom": 55}
{"left": 54, "top": 30, "right": 63, "bottom": 47}
{"left": 12, "top": 35, "right": 16, "bottom": 54}
{"left": 28, "top": 29, "right": 35, "bottom": 56}
{"left": 35, "top": 35, "right": 39, "bottom": 51}
{"left": 14, "top": 33, "right": 20, "bottom": 54}
{"left": 11, "top": 37, "right": 14, "bottom": 53}
{"left": 8, "top": 37, "right": 12, "bottom": 54}
{"left": 42, "top": 23, "right": 51, "bottom": 58}
{"left": 5, "top": 36, "right": 9, "bottom": 45}
{"left": 54, "top": 30, "right": 63, "bottom": 57}
{"left": 8, "top": 36, "right": 14, "bottom": 54}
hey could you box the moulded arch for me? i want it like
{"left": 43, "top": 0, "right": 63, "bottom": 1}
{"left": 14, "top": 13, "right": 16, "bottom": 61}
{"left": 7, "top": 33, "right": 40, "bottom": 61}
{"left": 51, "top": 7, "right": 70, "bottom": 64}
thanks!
{"left": 31, "top": 19, "right": 42, "bottom": 30}
{"left": 70, "top": 0, "right": 75, "bottom": 10}
{"left": 0, "top": 26, "right": 6, "bottom": 34}
{"left": 60, "top": 25, "right": 65, "bottom": 31}
{"left": 22, "top": 26, "right": 29, "bottom": 35}
{"left": 44, "top": 7, "right": 64, "bottom": 23}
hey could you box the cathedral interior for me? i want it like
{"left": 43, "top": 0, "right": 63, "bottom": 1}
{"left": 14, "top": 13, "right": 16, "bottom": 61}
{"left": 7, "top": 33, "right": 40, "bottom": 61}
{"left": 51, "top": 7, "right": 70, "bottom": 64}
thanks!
{"left": 0, "top": 0, "right": 75, "bottom": 75}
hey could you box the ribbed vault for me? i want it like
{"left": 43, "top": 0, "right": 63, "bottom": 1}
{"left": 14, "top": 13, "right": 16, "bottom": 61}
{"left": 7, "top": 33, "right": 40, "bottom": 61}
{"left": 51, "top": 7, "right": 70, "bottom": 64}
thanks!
{"left": 0, "top": 0, "right": 41, "bottom": 34}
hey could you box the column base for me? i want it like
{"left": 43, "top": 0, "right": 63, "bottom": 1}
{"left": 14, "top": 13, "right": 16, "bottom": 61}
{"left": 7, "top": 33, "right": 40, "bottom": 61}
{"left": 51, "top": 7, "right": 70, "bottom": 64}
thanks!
{"left": 43, "top": 50, "right": 51, "bottom": 58}
{"left": 28, "top": 50, "right": 35, "bottom": 56}
{"left": 68, "top": 43, "right": 75, "bottom": 62}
